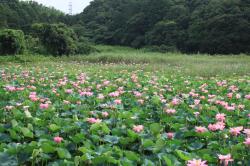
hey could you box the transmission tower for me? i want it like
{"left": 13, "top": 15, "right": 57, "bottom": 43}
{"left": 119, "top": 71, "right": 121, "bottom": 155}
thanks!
{"left": 68, "top": 1, "right": 73, "bottom": 15}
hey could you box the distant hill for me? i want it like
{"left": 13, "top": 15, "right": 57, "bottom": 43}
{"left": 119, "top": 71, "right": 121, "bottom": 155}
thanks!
{"left": 0, "top": 0, "right": 249, "bottom": 54}
{"left": 0, "top": 0, "right": 66, "bottom": 31}
{"left": 79, "top": 0, "right": 250, "bottom": 54}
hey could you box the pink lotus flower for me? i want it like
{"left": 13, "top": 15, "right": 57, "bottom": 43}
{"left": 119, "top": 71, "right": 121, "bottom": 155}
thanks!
{"left": 52, "top": 88, "right": 57, "bottom": 93}
{"left": 114, "top": 99, "right": 122, "bottom": 105}
{"left": 5, "top": 105, "right": 14, "bottom": 111}
{"left": 194, "top": 99, "right": 200, "bottom": 105}
{"left": 229, "top": 126, "right": 243, "bottom": 136}
{"left": 40, "top": 98, "right": 46, "bottom": 103}
{"left": 65, "top": 89, "right": 73, "bottom": 94}
{"left": 63, "top": 100, "right": 70, "bottom": 104}
{"left": 225, "top": 106, "right": 235, "bottom": 111}
{"left": 171, "top": 98, "right": 180, "bottom": 105}
{"left": 161, "top": 99, "right": 167, "bottom": 103}
{"left": 237, "top": 104, "right": 244, "bottom": 110}
{"left": 218, "top": 154, "right": 233, "bottom": 166}
{"left": 215, "top": 122, "right": 225, "bottom": 131}
{"left": 195, "top": 126, "right": 207, "bottom": 133}
{"left": 227, "top": 93, "right": 233, "bottom": 99}
{"left": 131, "top": 74, "right": 138, "bottom": 83}
{"left": 118, "top": 87, "right": 124, "bottom": 92}
{"left": 165, "top": 109, "right": 176, "bottom": 115}
{"left": 208, "top": 124, "right": 218, "bottom": 131}
{"left": 166, "top": 132, "right": 174, "bottom": 139}
{"left": 216, "top": 113, "right": 226, "bottom": 122}
{"left": 187, "top": 159, "right": 207, "bottom": 166}
{"left": 244, "top": 138, "right": 250, "bottom": 147}
{"left": 217, "top": 81, "right": 227, "bottom": 86}
{"left": 200, "top": 96, "right": 205, "bottom": 100}
{"left": 97, "top": 94, "right": 105, "bottom": 99}
{"left": 138, "top": 99, "right": 144, "bottom": 104}
{"left": 109, "top": 91, "right": 120, "bottom": 97}
{"left": 133, "top": 125, "right": 144, "bottom": 133}
{"left": 5, "top": 85, "right": 16, "bottom": 92}
{"left": 16, "top": 87, "right": 25, "bottom": 91}
{"left": 102, "top": 112, "right": 109, "bottom": 117}
{"left": 40, "top": 103, "right": 49, "bottom": 109}
{"left": 189, "top": 91, "right": 199, "bottom": 97}
{"left": 87, "top": 118, "right": 102, "bottom": 124}
{"left": 208, "top": 122, "right": 225, "bottom": 131}
{"left": 245, "top": 94, "right": 250, "bottom": 100}
{"left": 54, "top": 136, "right": 63, "bottom": 143}
{"left": 134, "top": 91, "right": 142, "bottom": 97}
{"left": 96, "top": 84, "right": 102, "bottom": 89}
{"left": 103, "top": 80, "right": 110, "bottom": 86}
{"left": 29, "top": 92, "right": 39, "bottom": 101}
{"left": 236, "top": 94, "right": 241, "bottom": 99}
{"left": 208, "top": 94, "right": 216, "bottom": 99}
{"left": 194, "top": 112, "right": 200, "bottom": 117}
{"left": 80, "top": 91, "right": 93, "bottom": 97}
{"left": 229, "top": 85, "right": 238, "bottom": 92}
{"left": 243, "top": 129, "right": 250, "bottom": 137}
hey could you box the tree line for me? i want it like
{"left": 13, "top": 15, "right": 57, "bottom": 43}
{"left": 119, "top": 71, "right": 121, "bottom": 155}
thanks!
{"left": 0, "top": 0, "right": 93, "bottom": 55}
{"left": 80, "top": 0, "right": 250, "bottom": 54}
{"left": 0, "top": 0, "right": 249, "bottom": 55}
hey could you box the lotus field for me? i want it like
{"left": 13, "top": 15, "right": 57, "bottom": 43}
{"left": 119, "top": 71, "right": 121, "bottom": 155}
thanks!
{"left": 0, "top": 63, "right": 250, "bottom": 166}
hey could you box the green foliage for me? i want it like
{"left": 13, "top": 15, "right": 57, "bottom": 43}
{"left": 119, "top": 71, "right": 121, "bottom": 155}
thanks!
{"left": 31, "top": 23, "right": 94, "bottom": 56}
{"left": 146, "top": 21, "right": 179, "bottom": 47}
{"left": 0, "top": 0, "right": 249, "bottom": 54}
{"left": 25, "top": 35, "right": 47, "bottom": 54}
{"left": 0, "top": 29, "right": 25, "bottom": 55}
{"left": 0, "top": 45, "right": 249, "bottom": 77}
{"left": 144, "top": 45, "right": 177, "bottom": 53}
{"left": 187, "top": 0, "right": 250, "bottom": 54}
{"left": 0, "top": 0, "right": 65, "bottom": 31}
{"left": 76, "top": 42, "right": 96, "bottom": 55}
{"left": 32, "top": 23, "right": 78, "bottom": 55}
{"left": 80, "top": 0, "right": 250, "bottom": 54}
{"left": 1, "top": 59, "right": 250, "bottom": 165}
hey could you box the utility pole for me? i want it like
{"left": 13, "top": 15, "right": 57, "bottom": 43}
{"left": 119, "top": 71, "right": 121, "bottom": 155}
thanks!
{"left": 68, "top": 1, "right": 73, "bottom": 15}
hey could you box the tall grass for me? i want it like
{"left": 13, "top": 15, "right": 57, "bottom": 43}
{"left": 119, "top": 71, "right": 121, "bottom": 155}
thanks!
{"left": 0, "top": 45, "right": 249, "bottom": 77}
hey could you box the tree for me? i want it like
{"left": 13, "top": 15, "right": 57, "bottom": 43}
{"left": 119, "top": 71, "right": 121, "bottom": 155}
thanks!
{"left": 146, "top": 21, "right": 178, "bottom": 48}
{"left": 187, "top": 0, "right": 250, "bottom": 54}
{"left": 0, "top": 29, "right": 25, "bottom": 55}
{"left": 80, "top": 0, "right": 250, "bottom": 54}
{"left": 32, "top": 23, "right": 78, "bottom": 55}
{"left": 0, "top": 0, "right": 65, "bottom": 31}
{"left": 1, "top": 0, "right": 250, "bottom": 54}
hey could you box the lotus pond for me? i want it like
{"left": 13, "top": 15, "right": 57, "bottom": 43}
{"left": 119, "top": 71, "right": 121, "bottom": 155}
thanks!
{"left": 0, "top": 63, "right": 249, "bottom": 166}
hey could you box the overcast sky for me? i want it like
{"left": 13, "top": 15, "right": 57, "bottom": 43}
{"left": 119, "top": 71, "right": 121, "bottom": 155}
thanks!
{"left": 25, "top": 0, "right": 93, "bottom": 14}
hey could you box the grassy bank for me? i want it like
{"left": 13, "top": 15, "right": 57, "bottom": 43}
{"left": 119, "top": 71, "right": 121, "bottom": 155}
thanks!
{"left": 0, "top": 45, "right": 249, "bottom": 77}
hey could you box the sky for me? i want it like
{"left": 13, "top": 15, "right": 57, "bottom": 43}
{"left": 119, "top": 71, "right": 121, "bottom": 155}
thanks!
{"left": 24, "top": 0, "right": 93, "bottom": 14}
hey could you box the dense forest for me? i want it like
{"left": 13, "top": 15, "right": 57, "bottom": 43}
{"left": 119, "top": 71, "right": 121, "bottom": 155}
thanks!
{"left": 0, "top": 0, "right": 92, "bottom": 55}
{"left": 0, "top": 0, "right": 250, "bottom": 54}
{"left": 80, "top": 0, "right": 250, "bottom": 54}
{"left": 0, "top": 0, "right": 67, "bottom": 30}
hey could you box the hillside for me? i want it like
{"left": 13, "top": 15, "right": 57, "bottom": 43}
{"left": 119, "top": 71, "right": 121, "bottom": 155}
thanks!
{"left": 0, "top": 0, "right": 249, "bottom": 55}
{"left": 0, "top": 0, "right": 66, "bottom": 31}
{"left": 80, "top": 0, "right": 250, "bottom": 54}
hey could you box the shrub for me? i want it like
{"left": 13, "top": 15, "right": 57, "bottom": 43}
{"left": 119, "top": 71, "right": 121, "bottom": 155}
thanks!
{"left": 76, "top": 42, "right": 96, "bottom": 55}
{"left": 0, "top": 29, "right": 25, "bottom": 55}
{"left": 32, "top": 23, "right": 78, "bottom": 56}
{"left": 76, "top": 37, "right": 97, "bottom": 54}
{"left": 25, "top": 35, "right": 47, "bottom": 54}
